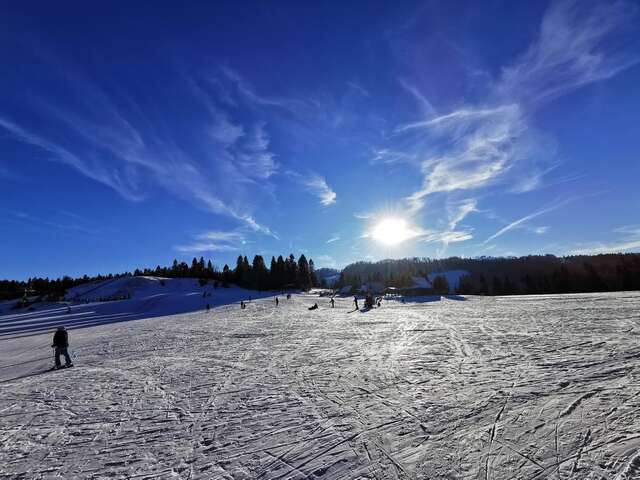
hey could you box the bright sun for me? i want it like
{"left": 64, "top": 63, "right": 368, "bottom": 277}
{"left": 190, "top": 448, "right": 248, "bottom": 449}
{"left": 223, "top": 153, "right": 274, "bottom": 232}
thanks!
{"left": 371, "top": 217, "right": 416, "bottom": 246}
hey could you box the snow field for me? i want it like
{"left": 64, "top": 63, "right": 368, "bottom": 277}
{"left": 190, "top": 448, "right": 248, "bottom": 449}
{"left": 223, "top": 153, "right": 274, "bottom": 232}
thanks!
{"left": 1, "top": 291, "right": 640, "bottom": 479}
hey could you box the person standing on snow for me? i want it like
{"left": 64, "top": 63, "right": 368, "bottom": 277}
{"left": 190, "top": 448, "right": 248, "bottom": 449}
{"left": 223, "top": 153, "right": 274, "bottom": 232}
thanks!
{"left": 330, "top": 298, "right": 335, "bottom": 308}
{"left": 275, "top": 297, "right": 279, "bottom": 307}
{"left": 52, "top": 326, "right": 73, "bottom": 369}
{"left": 353, "top": 296, "right": 359, "bottom": 310}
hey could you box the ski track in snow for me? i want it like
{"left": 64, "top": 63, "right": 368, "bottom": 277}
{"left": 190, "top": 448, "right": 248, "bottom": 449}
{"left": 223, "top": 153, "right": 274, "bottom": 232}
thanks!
{"left": 1, "top": 291, "right": 640, "bottom": 479}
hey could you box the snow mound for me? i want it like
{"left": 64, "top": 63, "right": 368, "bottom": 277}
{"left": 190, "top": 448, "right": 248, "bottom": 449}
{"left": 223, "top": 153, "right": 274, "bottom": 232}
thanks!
{"left": 1, "top": 277, "right": 274, "bottom": 338}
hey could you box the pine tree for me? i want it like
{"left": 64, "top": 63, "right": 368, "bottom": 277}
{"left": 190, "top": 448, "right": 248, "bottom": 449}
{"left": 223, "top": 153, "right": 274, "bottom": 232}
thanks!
{"left": 222, "top": 264, "right": 230, "bottom": 287}
{"left": 286, "top": 254, "right": 297, "bottom": 287}
{"left": 277, "top": 255, "right": 286, "bottom": 288}
{"left": 297, "top": 255, "right": 312, "bottom": 290}
{"left": 252, "top": 255, "right": 268, "bottom": 290}
{"left": 309, "top": 259, "right": 318, "bottom": 287}
{"left": 432, "top": 275, "right": 449, "bottom": 295}
{"left": 270, "top": 256, "right": 277, "bottom": 289}
{"left": 234, "top": 256, "right": 244, "bottom": 285}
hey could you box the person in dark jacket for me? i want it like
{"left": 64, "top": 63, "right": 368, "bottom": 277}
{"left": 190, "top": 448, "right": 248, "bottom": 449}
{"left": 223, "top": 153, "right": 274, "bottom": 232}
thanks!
{"left": 52, "top": 326, "right": 73, "bottom": 369}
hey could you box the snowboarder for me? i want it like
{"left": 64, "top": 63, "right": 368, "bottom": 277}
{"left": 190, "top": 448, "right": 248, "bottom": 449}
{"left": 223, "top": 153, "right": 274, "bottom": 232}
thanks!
{"left": 353, "top": 296, "right": 359, "bottom": 310}
{"left": 275, "top": 297, "right": 279, "bottom": 306}
{"left": 52, "top": 326, "right": 73, "bottom": 369}
{"left": 308, "top": 303, "right": 319, "bottom": 310}
{"left": 330, "top": 298, "right": 335, "bottom": 308}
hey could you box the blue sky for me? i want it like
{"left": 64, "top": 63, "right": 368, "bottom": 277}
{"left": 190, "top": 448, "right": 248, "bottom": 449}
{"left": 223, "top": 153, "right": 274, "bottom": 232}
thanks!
{"left": 1, "top": 0, "right": 639, "bottom": 280}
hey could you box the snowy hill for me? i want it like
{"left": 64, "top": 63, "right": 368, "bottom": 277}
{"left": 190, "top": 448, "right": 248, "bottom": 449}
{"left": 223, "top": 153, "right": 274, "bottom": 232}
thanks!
{"left": 0, "top": 276, "right": 273, "bottom": 338}
{"left": 2, "top": 291, "right": 640, "bottom": 478}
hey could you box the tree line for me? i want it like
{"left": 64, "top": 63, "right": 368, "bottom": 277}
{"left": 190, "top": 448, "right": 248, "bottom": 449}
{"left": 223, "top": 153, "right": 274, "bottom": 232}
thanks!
{"left": 1, "top": 253, "right": 319, "bottom": 301}
{"left": 337, "top": 253, "right": 640, "bottom": 295}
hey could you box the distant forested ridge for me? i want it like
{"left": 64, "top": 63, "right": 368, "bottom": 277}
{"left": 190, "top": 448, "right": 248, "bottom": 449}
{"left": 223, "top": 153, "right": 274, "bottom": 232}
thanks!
{"left": 0, "top": 254, "right": 319, "bottom": 302}
{"left": 3, "top": 253, "right": 639, "bottom": 302}
{"left": 337, "top": 254, "right": 640, "bottom": 295}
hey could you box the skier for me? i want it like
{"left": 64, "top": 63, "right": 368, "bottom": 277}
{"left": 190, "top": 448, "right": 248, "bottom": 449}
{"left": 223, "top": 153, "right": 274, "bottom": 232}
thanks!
{"left": 353, "top": 296, "right": 359, "bottom": 310}
{"left": 206, "top": 304, "right": 210, "bottom": 312}
{"left": 275, "top": 297, "right": 279, "bottom": 307}
{"left": 52, "top": 326, "right": 73, "bottom": 369}
{"left": 330, "top": 298, "right": 335, "bottom": 308}
{"left": 287, "top": 293, "right": 291, "bottom": 300}
{"left": 308, "top": 303, "right": 319, "bottom": 311}
{"left": 240, "top": 300, "right": 245, "bottom": 309}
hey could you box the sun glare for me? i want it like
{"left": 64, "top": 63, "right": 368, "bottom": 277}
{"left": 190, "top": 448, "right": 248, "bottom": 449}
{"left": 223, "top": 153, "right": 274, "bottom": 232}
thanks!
{"left": 371, "top": 217, "right": 416, "bottom": 246}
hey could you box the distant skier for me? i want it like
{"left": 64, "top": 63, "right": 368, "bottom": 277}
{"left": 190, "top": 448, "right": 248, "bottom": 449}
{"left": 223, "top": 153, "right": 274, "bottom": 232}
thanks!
{"left": 275, "top": 297, "right": 279, "bottom": 307}
{"left": 240, "top": 300, "right": 245, "bottom": 309}
{"left": 206, "top": 304, "right": 210, "bottom": 312}
{"left": 52, "top": 326, "right": 73, "bottom": 369}
{"left": 286, "top": 293, "right": 291, "bottom": 300}
{"left": 330, "top": 298, "right": 335, "bottom": 308}
{"left": 353, "top": 296, "right": 359, "bottom": 310}
{"left": 308, "top": 303, "right": 319, "bottom": 311}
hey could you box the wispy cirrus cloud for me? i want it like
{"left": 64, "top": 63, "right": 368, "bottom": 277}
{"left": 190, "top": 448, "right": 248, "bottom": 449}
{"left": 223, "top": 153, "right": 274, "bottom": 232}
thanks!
{"left": 447, "top": 199, "right": 477, "bottom": 231}
{"left": 285, "top": 171, "right": 337, "bottom": 206}
{"left": 326, "top": 235, "right": 340, "bottom": 244}
{"left": 175, "top": 230, "right": 247, "bottom": 254}
{"left": 388, "top": 0, "right": 638, "bottom": 226}
{"left": 498, "top": 0, "right": 640, "bottom": 105}
{"left": 483, "top": 196, "right": 580, "bottom": 244}
{"left": 306, "top": 175, "right": 337, "bottom": 206}
{"left": 570, "top": 224, "right": 640, "bottom": 255}
{"left": 0, "top": 54, "right": 283, "bottom": 237}
{"left": 3, "top": 209, "right": 102, "bottom": 235}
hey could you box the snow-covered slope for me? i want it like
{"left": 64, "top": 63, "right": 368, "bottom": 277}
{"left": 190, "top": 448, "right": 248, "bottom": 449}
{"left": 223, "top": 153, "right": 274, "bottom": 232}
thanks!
{"left": 2, "top": 291, "right": 640, "bottom": 479}
{"left": 0, "top": 276, "right": 273, "bottom": 338}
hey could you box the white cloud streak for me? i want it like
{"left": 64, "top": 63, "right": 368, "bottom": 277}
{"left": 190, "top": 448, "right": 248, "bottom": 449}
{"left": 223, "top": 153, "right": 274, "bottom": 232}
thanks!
{"left": 448, "top": 199, "right": 478, "bottom": 230}
{"left": 483, "top": 197, "right": 577, "bottom": 244}
{"left": 570, "top": 224, "right": 640, "bottom": 255}
{"left": 0, "top": 62, "right": 280, "bottom": 237}
{"left": 286, "top": 171, "right": 337, "bottom": 206}
{"left": 393, "top": 0, "right": 638, "bottom": 216}
{"left": 306, "top": 176, "right": 337, "bottom": 206}
{"left": 175, "top": 230, "right": 246, "bottom": 254}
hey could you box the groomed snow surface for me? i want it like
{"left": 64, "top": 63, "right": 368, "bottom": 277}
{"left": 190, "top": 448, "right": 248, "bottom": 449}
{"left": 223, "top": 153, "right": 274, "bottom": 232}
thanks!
{"left": 1, "top": 281, "right": 640, "bottom": 479}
